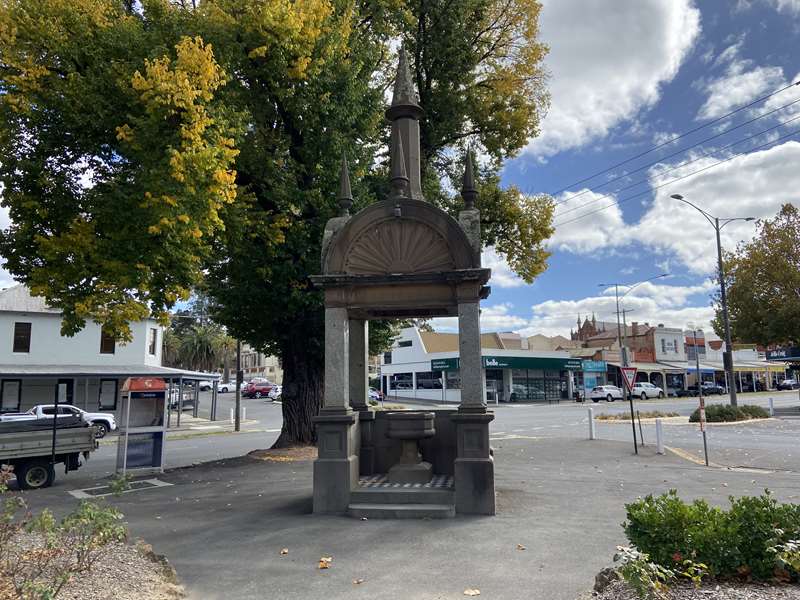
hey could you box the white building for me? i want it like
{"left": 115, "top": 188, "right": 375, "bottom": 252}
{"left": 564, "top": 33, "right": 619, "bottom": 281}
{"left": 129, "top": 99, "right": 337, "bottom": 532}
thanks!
{"left": 379, "top": 327, "right": 582, "bottom": 403}
{"left": 0, "top": 285, "right": 211, "bottom": 416}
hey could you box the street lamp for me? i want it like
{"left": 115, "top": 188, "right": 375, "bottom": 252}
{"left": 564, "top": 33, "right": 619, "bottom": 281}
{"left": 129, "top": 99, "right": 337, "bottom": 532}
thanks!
{"left": 597, "top": 272, "right": 669, "bottom": 454}
{"left": 670, "top": 193, "right": 755, "bottom": 407}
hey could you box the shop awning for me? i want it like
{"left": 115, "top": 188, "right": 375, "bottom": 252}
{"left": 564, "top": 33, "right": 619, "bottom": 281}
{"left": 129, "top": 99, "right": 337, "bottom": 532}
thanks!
{"left": 661, "top": 361, "right": 714, "bottom": 374}
{"left": 0, "top": 364, "right": 219, "bottom": 380}
{"left": 608, "top": 361, "right": 685, "bottom": 373}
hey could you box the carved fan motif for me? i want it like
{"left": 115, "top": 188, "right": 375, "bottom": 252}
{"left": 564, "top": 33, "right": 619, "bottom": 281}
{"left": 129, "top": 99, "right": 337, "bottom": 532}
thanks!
{"left": 344, "top": 219, "right": 456, "bottom": 275}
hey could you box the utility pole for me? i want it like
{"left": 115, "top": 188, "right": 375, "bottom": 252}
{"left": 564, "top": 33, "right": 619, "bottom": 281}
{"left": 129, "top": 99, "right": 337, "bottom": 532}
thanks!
{"left": 716, "top": 218, "right": 738, "bottom": 407}
{"left": 235, "top": 340, "right": 242, "bottom": 432}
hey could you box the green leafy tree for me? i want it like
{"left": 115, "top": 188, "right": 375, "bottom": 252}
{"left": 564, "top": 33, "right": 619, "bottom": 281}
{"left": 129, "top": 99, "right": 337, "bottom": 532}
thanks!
{"left": 712, "top": 204, "right": 800, "bottom": 346}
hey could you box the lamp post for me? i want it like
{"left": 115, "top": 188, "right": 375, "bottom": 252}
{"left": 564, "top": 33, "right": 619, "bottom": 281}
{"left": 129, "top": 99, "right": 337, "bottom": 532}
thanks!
{"left": 598, "top": 273, "right": 669, "bottom": 454}
{"left": 670, "top": 194, "right": 754, "bottom": 407}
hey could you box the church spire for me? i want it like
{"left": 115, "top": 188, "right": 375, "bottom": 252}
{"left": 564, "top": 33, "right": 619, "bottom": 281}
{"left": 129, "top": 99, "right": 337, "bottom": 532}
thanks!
{"left": 386, "top": 46, "right": 424, "bottom": 201}
{"left": 337, "top": 153, "right": 353, "bottom": 217}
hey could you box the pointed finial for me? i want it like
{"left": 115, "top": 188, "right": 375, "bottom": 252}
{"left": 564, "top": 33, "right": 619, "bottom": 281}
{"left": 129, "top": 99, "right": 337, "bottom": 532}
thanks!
{"left": 338, "top": 154, "right": 353, "bottom": 216}
{"left": 390, "top": 133, "right": 409, "bottom": 201}
{"left": 461, "top": 148, "right": 478, "bottom": 210}
{"left": 391, "top": 46, "right": 420, "bottom": 109}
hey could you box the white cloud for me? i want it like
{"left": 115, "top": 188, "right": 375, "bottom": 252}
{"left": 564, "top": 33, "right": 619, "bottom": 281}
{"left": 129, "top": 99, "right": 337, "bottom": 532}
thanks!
{"left": 526, "top": 0, "right": 701, "bottom": 157}
{"left": 635, "top": 140, "right": 800, "bottom": 273}
{"left": 696, "top": 41, "right": 785, "bottom": 120}
{"left": 549, "top": 189, "right": 627, "bottom": 254}
{"left": 431, "top": 303, "right": 531, "bottom": 333}
{"left": 482, "top": 247, "right": 524, "bottom": 288}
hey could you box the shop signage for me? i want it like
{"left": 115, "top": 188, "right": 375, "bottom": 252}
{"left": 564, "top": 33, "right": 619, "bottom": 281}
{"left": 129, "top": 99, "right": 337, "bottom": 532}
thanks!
{"left": 430, "top": 357, "right": 460, "bottom": 371}
{"left": 482, "top": 355, "right": 583, "bottom": 371}
{"left": 581, "top": 360, "right": 607, "bottom": 372}
{"left": 766, "top": 347, "right": 800, "bottom": 361}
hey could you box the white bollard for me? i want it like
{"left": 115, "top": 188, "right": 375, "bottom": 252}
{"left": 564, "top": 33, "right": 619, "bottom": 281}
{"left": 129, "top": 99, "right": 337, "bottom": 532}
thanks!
{"left": 588, "top": 407, "right": 596, "bottom": 440}
{"left": 768, "top": 397, "right": 774, "bottom": 417}
{"left": 656, "top": 418, "right": 665, "bottom": 455}
{"left": 242, "top": 407, "right": 247, "bottom": 421}
{"left": 230, "top": 407, "right": 234, "bottom": 424}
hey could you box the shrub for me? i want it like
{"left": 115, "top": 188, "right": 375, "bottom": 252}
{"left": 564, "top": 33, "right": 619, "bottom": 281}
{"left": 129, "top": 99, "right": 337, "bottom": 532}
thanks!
{"left": 688, "top": 403, "right": 768, "bottom": 423}
{"left": 624, "top": 490, "right": 800, "bottom": 581}
{"left": 597, "top": 411, "right": 679, "bottom": 421}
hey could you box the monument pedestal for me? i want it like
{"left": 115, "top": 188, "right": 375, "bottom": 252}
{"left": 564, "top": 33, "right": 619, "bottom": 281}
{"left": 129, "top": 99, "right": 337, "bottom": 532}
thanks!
{"left": 451, "top": 409, "right": 495, "bottom": 515}
{"left": 313, "top": 410, "right": 358, "bottom": 514}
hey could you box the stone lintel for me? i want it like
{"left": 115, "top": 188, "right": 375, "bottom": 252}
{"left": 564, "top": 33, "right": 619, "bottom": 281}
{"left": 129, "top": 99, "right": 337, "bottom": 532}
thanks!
{"left": 311, "top": 268, "right": 491, "bottom": 289}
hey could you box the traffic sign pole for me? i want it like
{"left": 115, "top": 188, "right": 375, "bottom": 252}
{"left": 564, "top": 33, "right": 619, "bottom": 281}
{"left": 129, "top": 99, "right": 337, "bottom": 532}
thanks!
{"left": 621, "top": 367, "right": 639, "bottom": 455}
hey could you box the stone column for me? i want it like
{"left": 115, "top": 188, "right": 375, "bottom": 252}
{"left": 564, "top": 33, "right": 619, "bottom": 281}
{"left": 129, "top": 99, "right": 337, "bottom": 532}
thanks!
{"left": 349, "top": 319, "right": 368, "bottom": 411}
{"left": 451, "top": 299, "right": 495, "bottom": 515}
{"left": 458, "top": 301, "right": 485, "bottom": 409}
{"left": 313, "top": 306, "right": 358, "bottom": 513}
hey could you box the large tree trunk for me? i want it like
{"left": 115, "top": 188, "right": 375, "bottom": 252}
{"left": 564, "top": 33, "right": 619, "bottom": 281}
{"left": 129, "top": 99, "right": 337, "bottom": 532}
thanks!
{"left": 271, "top": 336, "right": 323, "bottom": 448}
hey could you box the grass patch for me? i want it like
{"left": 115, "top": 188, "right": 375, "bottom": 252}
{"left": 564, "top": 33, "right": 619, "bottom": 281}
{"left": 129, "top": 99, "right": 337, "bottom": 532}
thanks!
{"left": 689, "top": 403, "right": 769, "bottom": 423}
{"left": 597, "top": 411, "right": 679, "bottom": 421}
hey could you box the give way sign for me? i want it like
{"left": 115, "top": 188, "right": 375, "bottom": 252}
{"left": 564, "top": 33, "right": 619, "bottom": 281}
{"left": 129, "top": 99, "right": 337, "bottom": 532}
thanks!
{"left": 620, "top": 367, "right": 638, "bottom": 391}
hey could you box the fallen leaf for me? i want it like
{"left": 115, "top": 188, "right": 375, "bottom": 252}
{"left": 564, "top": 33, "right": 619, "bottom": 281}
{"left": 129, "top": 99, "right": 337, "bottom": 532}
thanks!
{"left": 516, "top": 544, "right": 526, "bottom": 551}
{"left": 280, "top": 549, "right": 288, "bottom": 555}
{"left": 353, "top": 578, "right": 365, "bottom": 585}
{"left": 318, "top": 556, "right": 333, "bottom": 569}
{"left": 464, "top": 589, "right": 481, "bottom": 596}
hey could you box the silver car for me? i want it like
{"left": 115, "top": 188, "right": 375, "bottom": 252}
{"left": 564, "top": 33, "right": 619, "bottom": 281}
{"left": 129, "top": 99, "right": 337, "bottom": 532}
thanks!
{"left": 589, "top": 385, "right": 624, "bottom": 402}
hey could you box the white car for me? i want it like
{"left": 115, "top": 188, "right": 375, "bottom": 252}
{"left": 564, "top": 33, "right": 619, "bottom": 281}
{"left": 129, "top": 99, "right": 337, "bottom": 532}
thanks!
{"left": 3, "top": 405, "right": 117, "bottom": 438}
{"left": 267, "top": 385, "right": 282, "bottom": 401}
{"left": 589, "top": 385, "right": 624, "bottom": 402}
{"left": 198, "top": 380, "right": 213, "bottom": 391}
{"left": 631, "top": 382, "right": 665, "bottom": 399}
{"left": 218, "top": 381, "right": 235, "bottom": 393}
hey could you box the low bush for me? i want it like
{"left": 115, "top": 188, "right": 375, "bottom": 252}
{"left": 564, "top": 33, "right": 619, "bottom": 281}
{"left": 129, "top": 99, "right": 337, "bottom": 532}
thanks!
{"left": 597, "top": 411, "right": 679, "bottom": 421}
{"left": 688, "top": 403, "right": 768, "bottom": 423}
{"left": 623, "top": 490, "right": 800, "bottom": 581}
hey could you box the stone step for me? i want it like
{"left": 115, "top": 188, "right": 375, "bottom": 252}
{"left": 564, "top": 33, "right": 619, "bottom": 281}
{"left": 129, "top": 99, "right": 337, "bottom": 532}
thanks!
{"left": 350, "top": 487, "right": 454, "bottom": 505}
{"left": 348, "top": 503, "right": 455, "bottom": 519}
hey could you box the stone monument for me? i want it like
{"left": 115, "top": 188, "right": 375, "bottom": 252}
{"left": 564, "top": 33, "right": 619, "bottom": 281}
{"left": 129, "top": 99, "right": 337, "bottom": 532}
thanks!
{"left": 310, "top": 49, "right": 495, "bottom": 518}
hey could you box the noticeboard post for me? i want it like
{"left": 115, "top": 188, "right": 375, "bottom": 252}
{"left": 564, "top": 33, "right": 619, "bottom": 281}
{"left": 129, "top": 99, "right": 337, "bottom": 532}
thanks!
{"left": 620, "top": 367, "right": 638, "bottom": 455}
{"left": 116, "top": 377, "right": 168, "bottom": 476}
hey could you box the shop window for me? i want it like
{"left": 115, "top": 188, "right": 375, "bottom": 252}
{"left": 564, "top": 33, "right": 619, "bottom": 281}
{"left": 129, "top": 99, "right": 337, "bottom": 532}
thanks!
{"left": 55, "top": 379, "right": 74, "bottom": 405}
{"left": 99, "top": 379, "right": 118, "bottom": 410}
{"left": 1, "top": 380, "right": 21, "bottom": 413}
{"left": 383, "top": 352, "right": 392, "bottom": 365}
{"left": 13, "top": 322, "right": 31, "bottom": 353}
{"left": 416, "top": 371, "right": 443, "bottom": 389}
{"left": 390, "top": 373, "right": 412, "bottom": 390}
{"left": 100, "top": 330, "right": 116, "bottom": 354}
{"left": 445, "top": 370, "right": 460, "bottom": 389}
{"left": 661, "top": 339, "right": 666, "bottom": 354}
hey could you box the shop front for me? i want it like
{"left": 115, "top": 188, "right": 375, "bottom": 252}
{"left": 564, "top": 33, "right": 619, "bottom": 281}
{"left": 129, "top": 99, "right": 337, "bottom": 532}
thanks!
{"left": 481, "top": 355, "right": 582, "bottom": 403}
{"left": 578, "top": 360, "right": 608, "bottom": 399}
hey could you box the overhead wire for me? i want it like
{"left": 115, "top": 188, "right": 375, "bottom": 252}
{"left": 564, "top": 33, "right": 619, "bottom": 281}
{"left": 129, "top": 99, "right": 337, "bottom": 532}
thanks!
{"left": 552, "top": 127, "right": 800, "bottom": 229}
{"left": 546, "top": 79, "right": 800, "bottom": 196}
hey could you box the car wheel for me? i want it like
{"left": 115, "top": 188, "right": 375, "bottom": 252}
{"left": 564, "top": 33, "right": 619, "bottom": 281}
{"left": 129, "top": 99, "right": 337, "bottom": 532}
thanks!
{"left": 93, "top": 422, "right": 108, "bottom": 438}
{"left": 641, "top": 392, "right": 647, "bottom": 401}
{"left": 592, "top": 398, "right": 599, "bottom": 403}
{"left": 17, "top": 459, "right": 55, "bottom": 490}
{"left": 255, "top": 391, "right": 262, "bottom": 399}
{"left": 606, "top": 394, "right": 613, "bottom": 402}
{"left": 658, "top": 392, "right": 665, "bottom": 399}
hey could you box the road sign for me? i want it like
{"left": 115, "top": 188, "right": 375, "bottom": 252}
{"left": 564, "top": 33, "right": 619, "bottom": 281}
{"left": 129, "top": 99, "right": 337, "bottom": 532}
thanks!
{"left": 620, "top": 367, "right": 638, "bottom": 391}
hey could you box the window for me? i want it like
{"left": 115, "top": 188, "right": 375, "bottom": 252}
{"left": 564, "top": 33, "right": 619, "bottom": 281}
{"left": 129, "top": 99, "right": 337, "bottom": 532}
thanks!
{"left": 445, "top": 370, "right": 460, "bottom": 390}
{"left": 100, "top": 330, "right": 116, "bottom": 354}
{"left": 55, "top": 379, "right": 73, "bottom": 405}
{"left": 398, "top": 340, "right": 412, "bottom": 348}
{"left": 390, "top": 373, "right": 412, "bottom": 390}
{"left": 99, "top": 379, "right": 118, "bottom": 410}
{"left": 661, "top": 339, "right": 666, "bottom": 354}
{"left": 13, "top": 322, "right": 31, "bottom": 353}
{"left": 415, "top": 371, "right": 442, "bottom": 389}
{"left": 1, "top": 380, "right": 21, "bottom": 413}
{"left": 383, "top": 351, "right": 392, "bottom": 365}
{"left": 148, "top": 328, "right": 158, "bottom": 355}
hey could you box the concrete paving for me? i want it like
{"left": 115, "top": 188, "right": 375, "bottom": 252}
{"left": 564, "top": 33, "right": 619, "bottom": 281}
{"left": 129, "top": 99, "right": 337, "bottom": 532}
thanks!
{"left": 17, "top": 434, "right": 800, "bottom": 600}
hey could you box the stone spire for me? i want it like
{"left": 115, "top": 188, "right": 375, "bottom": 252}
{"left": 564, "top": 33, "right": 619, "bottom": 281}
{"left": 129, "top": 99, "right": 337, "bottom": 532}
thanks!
{"left": 389, "top": 132, "right": 409, "bottom": 201}
{"left": 338, "top": 154, "right": 353, "bottom": 216}
{"left": 461, "top": 149, "right": 478, "bottom": 210}
{"left": 386, "top": 46, "right": 424, "bottom": 201}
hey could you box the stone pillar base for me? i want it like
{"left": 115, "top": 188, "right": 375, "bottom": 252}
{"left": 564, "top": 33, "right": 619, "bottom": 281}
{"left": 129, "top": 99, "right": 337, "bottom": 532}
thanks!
{"left": 451, "top": 410, "right": 495, "bottom": 515}
{"left": 313, "top": 411, "right": 358, "bottom": 514}
{"left": 357, "top": 410, "right": 377, "bottom": 476}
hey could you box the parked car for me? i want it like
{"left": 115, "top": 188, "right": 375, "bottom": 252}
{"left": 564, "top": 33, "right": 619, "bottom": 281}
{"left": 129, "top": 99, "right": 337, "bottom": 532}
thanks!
{"left": 244, "top": 380, "right": 275, "bottom": 399}
{"left": 369, "top": 387, "right": 383, "bottom": 402}
{"left": 589, "top": 385, "right": 623, "bottom": 402}
{"left": 685, "top": 382, "right": 725, "bottom": 396}
{"left": 630, "top": 382, "right": 665, "bottom": 400}
{"left": 777, "top": 379, "right": 799, "bottom": 390}
{"left": 267, "top": 385, "right": 282, "bottom": 401}
{"left": 741, "top": 380, "right": 764, "bottom": 393}
{"left": 1, "top": 405, "right": 117, "bottom": 438}
{"left": 217, "top": 381, "right": 235, "bottom": 393}
{"left": 198, "top": 380, "right": 213, "bottom": 391}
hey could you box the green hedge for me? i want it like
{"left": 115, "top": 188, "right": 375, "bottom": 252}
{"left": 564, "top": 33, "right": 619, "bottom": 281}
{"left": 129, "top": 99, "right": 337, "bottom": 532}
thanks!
{"left": 688, "top": 403, "right": 769, "bottom": 423}
{"left": 624, "top": 490, "right": 800, "bottom": 580}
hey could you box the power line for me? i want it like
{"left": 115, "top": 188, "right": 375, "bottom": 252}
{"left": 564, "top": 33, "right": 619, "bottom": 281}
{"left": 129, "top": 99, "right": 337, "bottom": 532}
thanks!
{"left": 554, "top": 112, "right": 800, "bottom": 219}
{"left": 553, "top": 96, "right": 800, "bottom": 208}
{"left": 552, "top": 127, "right": 800, "bottom": 229}
{"left": 547, "top": 79, "right": 800, "bottom": 196}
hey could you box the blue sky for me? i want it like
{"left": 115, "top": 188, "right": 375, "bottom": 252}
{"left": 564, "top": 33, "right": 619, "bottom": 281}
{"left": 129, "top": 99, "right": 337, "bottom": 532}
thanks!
{"left": 433, "top": 0, "right": 800, "bottom": 338}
